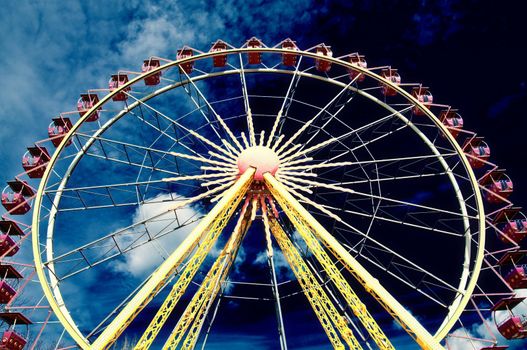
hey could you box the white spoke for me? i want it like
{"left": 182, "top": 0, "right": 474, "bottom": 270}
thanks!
{"left": 266, "top": 55, "right": 304, "bottom": 147}
{"left": 178, "top": 70, "right": 244, "bottom": 151}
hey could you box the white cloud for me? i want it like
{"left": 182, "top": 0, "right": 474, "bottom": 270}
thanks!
{"left": 111, "top": 193, "right": 201, "bottom": 277}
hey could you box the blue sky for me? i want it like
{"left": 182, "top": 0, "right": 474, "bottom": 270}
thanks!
{"left": 1, "top": 1, "right": 527, "bottom": 349}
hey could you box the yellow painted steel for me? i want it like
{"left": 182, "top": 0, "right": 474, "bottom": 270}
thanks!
{"left": 91, "top": 168, "right": 255, "bottom": 350}
{"left": 264, "top": 173, "right": 444, "bottom": 350}
{"left": 269, "top": 190, "right": 395, "bottom": 349}
{"left": 267, "top": 213, "right": 362, "bottom": 350}
{"left": 163, "top": 200, "right": 253, "bottom": 350}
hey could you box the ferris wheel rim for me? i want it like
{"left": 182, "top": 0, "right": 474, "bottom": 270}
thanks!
{"left": 30, "top": 46, "right": 486, "bottom": 348}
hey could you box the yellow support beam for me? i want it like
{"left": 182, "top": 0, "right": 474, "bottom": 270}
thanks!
{"left": 267, "top": 213, "right": 362, "bottom": 350}
{"left": 91, "top": 168, "right": 255, "bottom": 350}
{"left": 163, "top": 199, "right": 253, "bottom": 350}
{"left": 268, "top": 190, "right": 394, "bottom": 349}
{"left": 264, "top": 173, "right": 444, "bottom": 350}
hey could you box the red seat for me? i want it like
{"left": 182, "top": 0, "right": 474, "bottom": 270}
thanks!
{"left": 0, "top": 235, "right": 18, "bottom": 257}
{"left": 281, "top": 39, "right": 298, "bottom": 67}
{"left": 480, "top": 170, "right": 513, "bottom": 204}
{"left": 439, "top": 109, "right": 463, "bottom": 138}
{"left": 0, "top": 221, "right": 24, "bottom": 237}
{"left": 141, "top": 59, "right": 161, "bottom": 86}
{"left": 315, "top": 44, "right": 332, "bottom": 72}
{"left": 108, "top": 74, "right": 130, "bottom": 101}
{"left": 501, "top": 220, "right": 527, "bottom": 244}
{"left": 1, "top": 181, "right": 34, "bottom": 216}
{"left": 1, "top": 330, "right": 26, "bottom": 350}
{"left": 497, "top": 316, "right": 527, "bottom": 339}
{"left": 22, "top": 146, "right": 50, "bottom": 179}
{"left": 494, "top": 209, "right": 527, "bottom": 244}
{"left": 48, "top": 117, "right": 73, "bottom": 148}
{"left": 463, "top": 137, "right": 490, "bottom": 168}
{"left": 246, "top": 38, "right": 263, "bottom": 65}
{"left": 505, "top": 266, "right": 527, "bottom": 289}
{"left": 348, "top": 53, "right": 367, "bottom": 82}
{"left": 412, "top": 86, "right": 433, "bottom": 115}
{"left": 77, "top": 93, "right": 100, "bottom": 121}
{"left": 177, "top": 48, "right": 194, "bottom": 74}
{"left": 0, "top": 281, "right": 16, "bottom": 304}
{"left": 210, "top": 40, "right": 228, "bottom": 67}
{"left": 380, "top": 68, "right": 401, "bottom": 96}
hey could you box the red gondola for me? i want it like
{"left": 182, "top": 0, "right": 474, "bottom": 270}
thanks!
{"left": 141, "top": 59, "right": 162, "bottom": 86}
{"left": 210, "top": 40, "right": 228, "bottom": 67}
{"left": 48, "top": 117, "right": 73, "bottom": 148}
{"left": 348, "top": 53, "right": 367, "bottom": 82}
{"left": 411, "top": 86, "right": 433, "bottom": 115}
{"left": 494, "top": 209, "right": 527, "bottom": 244}
{"left": 281, "top": 39, "right": 298, "bottom": 67}
{"left": 439, "top": 109, "right": 463, "bottom": 138}
{"left": 463, "top": 137, "right": 490, "bottom": 168}
{"left": 315, "top": 44, "right": 332, "bottom": 72}
{"left": 21, "top": 146, "right": 50, "bottom": 179}
{"left": 0, "top": 312, "right": 31, "bottom": 350}
{"left": 380, "top": 68, "right": 401, "bottom": 96}
{"left": 0, "top": 235, "right": 18, "bottom": 257}
{"left": 1, "top": 181, "right": 34, "bottom": 216}
{"left": 0, "top": 221, "right": 23, "bottom": 237}
{"left": 504, "top": 266, "right": 527, "bottom": 289}
{"left": 77, "top": 93, "right": 100, "bottom": 121}
{"left": 0, "top": 281, "right": 16, "bottom": 304}
{"left": 1, "top": 330, "right": 26, "bottom": 350}
{"left": 177, "top": 48, "right": 194, "bottom": 74}
{"left": 480, "top": 170, "right": 513, "bottom": 204}
{"left": 108, "top": 74, "right": 130, "bottom": 101}
{"left": 492, "top": 297, "right": 527, "bottom": 339}
{"left": 246, "top": 37, "right": 263, "bottom": 65}
{"left": 499, "top": 250, "right": 527, "bottom": 290}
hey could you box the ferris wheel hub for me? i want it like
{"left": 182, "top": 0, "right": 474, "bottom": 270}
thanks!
{"left": 237, "top": 146, "right": 279, "bottom": 181}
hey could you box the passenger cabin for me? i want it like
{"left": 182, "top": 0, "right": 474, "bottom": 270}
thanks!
{"left": 281, "top": 39, "right": 298, "bottom": 67}
{"left": 0, "top": 221, "right": 24, "bottom": 237}
{"left": 0, "top": 235, "right": 18, "bottom": 257}
{"left": 380, "top": 68, "right": 401, "bottom": 96}
{"left": 0, "top": 312, "right": 31, "bottom": 350}
{"left": 411, "top": 86, "right": 433, "bottom": 115}
{"left": 463, "top": 137, "right": 490, "bottom": 168}
{"left": 108, "top": 74, "right": 130, "bottom": 101}
{"left": 480, "top": 169, "right": 513, "bottom": 204}
{"left": 141, "top": 59, "right": 162, "bottom": 86}
{"left": 246, "top": 37, "right": 263, "bottom": 65}
{"left": 348, "top": 53, "right": 367, "bottom": 82}
{"left": 176, "top": 48, "right": 194, "bottom": 74}
{"left": 22, "top": 146, "right": 50, "bottom": 179}
{"left": 439, "top": 109, "right": 463, "bottom": 138}
{"left": 1, "top": 181, "right": 34, "bottom": 216}
{"left": 48, "top": 117, "right": 73, "bottom": 148}
{"left": 0, "top": 265, "right": 21, "bottom": 305}
{"left": 499, "top": 250, "right": 527, "bottom": 289}
{"left": 76, "top": 93, "right": 100, "bottom": 121}
{"left": 210, "top": 40, "right": 228, "bottom": 67}
{"left": 0, "top": 280, "right": 16, "bottom": 304}
{"left": 315, "top": 44, "right": 332, "bottom": 72}
{"left": 494, "top": 209, "right": 527, "bottom": 244}
{"left": 492, "top": 297, "right": 527, "bottom": 339}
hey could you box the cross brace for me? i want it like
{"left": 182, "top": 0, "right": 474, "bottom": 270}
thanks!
{"left": 267, "top": 214, "right": 362, "bottom": 350}
{"left": 264, "top": 173, "right": 444, "bottom": 350}
{"left": 91, "top": 168, "right": 255, "bottom": 350}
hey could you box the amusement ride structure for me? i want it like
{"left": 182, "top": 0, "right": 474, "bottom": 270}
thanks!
{"left": 0, "top": 38, "right": 526, "bottom": 349}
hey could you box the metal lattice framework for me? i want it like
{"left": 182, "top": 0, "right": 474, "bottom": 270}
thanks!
{"left": 0, "top": 38, "right": 526, "bottom": 350}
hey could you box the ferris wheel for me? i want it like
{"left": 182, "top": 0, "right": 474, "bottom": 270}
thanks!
{"left": 0, "top": 37, "right": 526, "bottom": 350}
